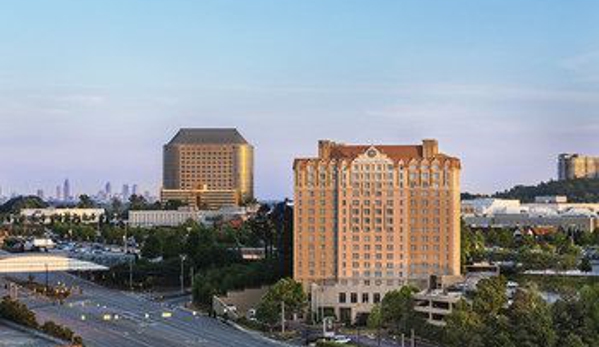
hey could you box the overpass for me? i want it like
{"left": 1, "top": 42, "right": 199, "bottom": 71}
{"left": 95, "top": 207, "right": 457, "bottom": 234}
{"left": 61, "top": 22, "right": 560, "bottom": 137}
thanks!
{"left": 0, "top": 254, "right": 108, "bottom": 273}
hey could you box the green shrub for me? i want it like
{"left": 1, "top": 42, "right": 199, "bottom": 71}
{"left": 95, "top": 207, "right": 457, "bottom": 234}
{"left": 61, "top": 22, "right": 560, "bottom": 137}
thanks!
{"left": 0, "top": 296, "right": 38, "bottom": 328}
{"left": 41, "top": 320, "right": 75, "bottom": 341}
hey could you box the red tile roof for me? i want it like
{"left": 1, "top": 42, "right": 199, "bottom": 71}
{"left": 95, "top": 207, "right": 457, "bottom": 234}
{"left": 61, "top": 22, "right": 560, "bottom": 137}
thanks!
{"left": 294, "top": 142, "right": 460, "bottom": 168}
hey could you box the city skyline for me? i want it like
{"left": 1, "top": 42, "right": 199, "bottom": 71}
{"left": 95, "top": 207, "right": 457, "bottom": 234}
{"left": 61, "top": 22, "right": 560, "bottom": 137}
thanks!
{"left": 0, "top": 179, "right": 149, "bottom": 201}
{"left": 1, "top": 0, "right": 598, "bottom": 200}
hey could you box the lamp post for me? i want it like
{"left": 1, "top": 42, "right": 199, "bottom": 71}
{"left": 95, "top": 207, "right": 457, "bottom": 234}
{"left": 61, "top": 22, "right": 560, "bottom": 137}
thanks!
{"left": 129, "top": 256, "right": 133, "bottom": 291}
{"left": 45, "top": 263, "right": 49, "bottom": 291}
{"left": 180, "top": 254, "right": 187, "bottom": 294}
{"left": 281, "top": 300, "right": 286, "bottom": 334}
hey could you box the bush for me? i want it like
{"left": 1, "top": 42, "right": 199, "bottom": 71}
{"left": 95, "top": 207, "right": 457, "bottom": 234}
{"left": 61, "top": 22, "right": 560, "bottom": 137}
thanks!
{"left": 41, "top": 320, "right": 75, "bottom": 341}
{"left": 0, "top": 296, "right": 38, "bottom": 328}
{"left": 0, "top": 296, "right": 83, "bottom": 344}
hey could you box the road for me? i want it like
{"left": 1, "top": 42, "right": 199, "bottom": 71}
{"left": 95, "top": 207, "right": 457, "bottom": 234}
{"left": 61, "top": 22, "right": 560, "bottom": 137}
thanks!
{"left": 0, "top": 272, "right": 290, "bottom": 347}
{"left": 0, "top": 322, "right": 57, "bottom": 347}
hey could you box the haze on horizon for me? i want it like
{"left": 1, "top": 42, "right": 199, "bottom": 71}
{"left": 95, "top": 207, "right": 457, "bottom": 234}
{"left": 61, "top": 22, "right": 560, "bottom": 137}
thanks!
{"left": 1, "top": 0, "right": 598, "bottom": 200}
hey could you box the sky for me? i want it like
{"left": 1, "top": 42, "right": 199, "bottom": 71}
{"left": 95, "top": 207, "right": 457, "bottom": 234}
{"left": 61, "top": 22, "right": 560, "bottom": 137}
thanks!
{"left": 1, "top": 0, "right": 598, "bottom": 200}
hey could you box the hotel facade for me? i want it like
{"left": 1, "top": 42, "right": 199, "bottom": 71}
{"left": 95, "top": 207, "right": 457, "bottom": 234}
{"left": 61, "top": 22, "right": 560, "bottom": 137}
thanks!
{"left": 558, "top": 153, "right": 599, "bottom": 180}
{"left": 293, "top": 139, "right": 461, "bottom": 322}
{"left": 161, "top": 128, "right": 254, "bottom": 210}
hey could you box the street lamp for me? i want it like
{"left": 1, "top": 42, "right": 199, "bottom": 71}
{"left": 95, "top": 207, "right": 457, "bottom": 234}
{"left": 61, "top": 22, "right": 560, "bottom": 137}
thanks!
{"left": 129, "top": 256, "right": 134, "bottom": 291}
{"left": 180, "top": 254, "right": 187, "bottom": 294}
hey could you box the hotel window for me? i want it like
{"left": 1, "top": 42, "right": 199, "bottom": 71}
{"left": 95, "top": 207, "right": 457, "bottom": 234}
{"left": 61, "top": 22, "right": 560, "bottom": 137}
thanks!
{"left": 339, "top": 293, "right": 347, "bottom": 304}
{"left": 350, "top": 293, "right": 358, "bottom": 303}
{"left": 362, "top": 293, "right": 369, "bottom": 303}
{"left": 373, "top": 293, "right": 381, "bottom": 303}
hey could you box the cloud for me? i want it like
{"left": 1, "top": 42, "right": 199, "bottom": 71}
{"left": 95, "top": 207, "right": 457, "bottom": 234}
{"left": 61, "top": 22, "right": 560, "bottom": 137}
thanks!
{"left": 0, "top": 81, "right": 597, "bottom": 198}
{"left": 561, "top": 50, "right": 599, "bottom": 83}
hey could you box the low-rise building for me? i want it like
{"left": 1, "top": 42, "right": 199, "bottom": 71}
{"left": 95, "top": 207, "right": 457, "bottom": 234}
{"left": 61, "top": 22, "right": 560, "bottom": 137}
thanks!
{"left": 20, "top": 208, "right": 105, "bottom": 224}
{"left": 465, "top": 213, "right": 597, "bottom": 232}
{"left": 414, "top": 289, "right": 462, "bottom": 327}
{"left": 309, "top": 280, "right": 402, "bottom": 324}
{"left": 128, "top": 206, "right": 252, "bottom": 228}
{"left": 462, "top": 197, "right": 599, "bottom": 232}
{"left": 212, "top": 286, "right": 270, "bottom": 320}
{"left": 461, "top": 198, "right": 521, "bottom": 215}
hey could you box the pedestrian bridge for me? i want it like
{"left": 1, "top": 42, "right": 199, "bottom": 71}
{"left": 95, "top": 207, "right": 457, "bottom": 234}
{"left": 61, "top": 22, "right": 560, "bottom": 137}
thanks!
{"left": 0, "top": 254, "right": 108, "bottom": 273}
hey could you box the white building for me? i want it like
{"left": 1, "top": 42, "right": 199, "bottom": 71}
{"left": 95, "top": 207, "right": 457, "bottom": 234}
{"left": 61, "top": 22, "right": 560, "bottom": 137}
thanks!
{"left": 20, "top": 208, "right": 105, "bottom": 224}
{"left": 128, "top": 206, "right": 251, "bottom": 228}
{"left": 462, "top": 197, "right": 599, "bottom": 232}
{"left": 461, "top": 198, "right": 522, "bottom": 216}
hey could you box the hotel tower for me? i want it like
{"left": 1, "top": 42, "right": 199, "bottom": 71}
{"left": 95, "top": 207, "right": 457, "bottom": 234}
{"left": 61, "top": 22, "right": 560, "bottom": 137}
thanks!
{"left": 161, "top": 128, "right": 254, "bottom": 210}
{"left": 293, "top": 139, "right": 461, "bottom": 322}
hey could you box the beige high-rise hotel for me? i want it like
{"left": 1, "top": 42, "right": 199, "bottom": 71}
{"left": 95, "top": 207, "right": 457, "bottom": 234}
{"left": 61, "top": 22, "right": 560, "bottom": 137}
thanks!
{"left": 161, "top": 128, "right": 254, "bottom": 210}
{"left": 558, "top": 153, "right": 599, "bottom": 181}
{"left": 293, "top": 139, "right": 461, "bottom": 322}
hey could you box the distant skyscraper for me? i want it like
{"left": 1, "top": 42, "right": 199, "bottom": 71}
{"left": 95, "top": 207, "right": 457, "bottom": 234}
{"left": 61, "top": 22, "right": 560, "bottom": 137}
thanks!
{"left": 105, "top": 182, "right": 112, "bottom": 197}
{"left": 122, "top": 184, "right": 130, "bottom": 200}
{"left": 36, "top": 189, "right": 44, "bottom": 200}
{"left": 56, "top": 185, "right": 62, "bottom": 201}
{"left": 63, "top": 179, "right": 71, "bottom": 201}
{"left": 132, "top": 184, "right": 139, "bottom": 196}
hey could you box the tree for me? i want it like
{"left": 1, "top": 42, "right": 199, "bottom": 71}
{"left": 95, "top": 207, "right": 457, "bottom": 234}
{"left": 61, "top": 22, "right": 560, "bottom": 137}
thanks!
{"left": 246, "top": 205, "right": 276, "bottom": 259}
{"left": 444, "top": 300, "right": 484, "bottom": 347}
{"left": 472, "top": 276, "right": 507, "bottom": 316}
{"left": 164, "top": 199, "right": 186, "bottom": 210}
{"left": 367, "top": 304, "right": 383, "bottom": 330}
{"left": 255, "top": 278, "right": 306, "bottom": 326}
{"left": 141, "top": 234, "right": 162, "bottom": 259}
{"left": 480, "top": 314, "right": 514, "bottom": 347}
{"left": 77, "top": 194, "right": 95, "bottom": 208}
{"left": 128, "top": 194, "right": 149, "bottom": 211}
{"left": 380, "top": 286, "right": 420, "bottom": 334}
{"left": 185, "top": 227, "right": 201, "bottom": 256}
{"left": 0, "top": 195, "right": 48, "bottom": 214}
{"left": 553, "top": 297, "right": 588, "bottom": 347}
{"left": 579, "top": 257, "right": 592, "bottom": 272}
{"left": 162, "top": 232, "right": 184, "bottom": 259}
{"left": 508, "top": 287, "right": 556, "bottom": 347}
{"left": 461, "top": 220, "right": 484, "bottom": 266}
{"left": 485, "top": 228, "right": 514, "bottom": 249}
{"left": 579, "top": 284, "right": 599, "bottom": 346}
{"left": 562, "top": 334, "right": 587, "bottom": 347}
{"left": 494, "top": 178, "right": 599, "bottom": 203}
{"left": 108, "top": 197, "right": 124, "bottom": 221}
{"left": 192, "top": 281, "right": 217, "bottom": 306}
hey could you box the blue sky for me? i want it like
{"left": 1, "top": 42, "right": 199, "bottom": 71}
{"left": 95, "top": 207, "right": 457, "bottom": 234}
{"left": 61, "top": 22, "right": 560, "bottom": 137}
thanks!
{"left": 1, "top": 0, "right": 598, "bottom": 199}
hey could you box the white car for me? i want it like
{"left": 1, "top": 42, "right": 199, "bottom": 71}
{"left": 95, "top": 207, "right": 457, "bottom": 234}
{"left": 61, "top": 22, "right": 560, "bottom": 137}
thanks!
{"left": 333, "top": 335, "right": 351, "bottom": 344}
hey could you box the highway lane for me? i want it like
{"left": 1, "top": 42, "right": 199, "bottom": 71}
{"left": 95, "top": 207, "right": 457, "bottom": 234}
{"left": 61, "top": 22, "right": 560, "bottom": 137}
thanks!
{"left": 1, "top": 272, "right": 290, "bottom": 347}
